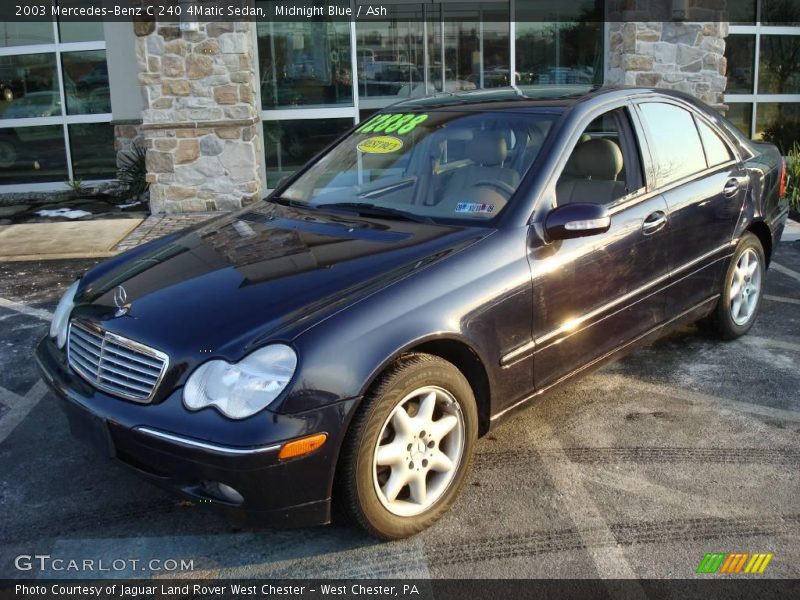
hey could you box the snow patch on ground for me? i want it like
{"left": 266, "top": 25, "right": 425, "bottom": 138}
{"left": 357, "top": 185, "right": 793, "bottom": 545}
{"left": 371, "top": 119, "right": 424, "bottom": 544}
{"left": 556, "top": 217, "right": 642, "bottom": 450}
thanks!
{"left": 35, "top": 208, "right": 92, "bottom": 219}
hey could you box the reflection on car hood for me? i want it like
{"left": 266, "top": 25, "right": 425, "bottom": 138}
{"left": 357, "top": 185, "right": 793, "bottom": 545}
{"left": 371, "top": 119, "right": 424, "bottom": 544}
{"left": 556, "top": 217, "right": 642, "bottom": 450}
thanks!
{"left": 75, "top": 202, "right": 489, "bottom": 358}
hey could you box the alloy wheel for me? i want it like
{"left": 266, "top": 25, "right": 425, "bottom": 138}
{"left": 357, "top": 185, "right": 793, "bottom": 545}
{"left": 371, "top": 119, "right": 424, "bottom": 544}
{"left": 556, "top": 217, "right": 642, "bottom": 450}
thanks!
{"left": 372, "top": 385, "right": 465, "bottom": 517}
{"left": 730, "top": 247, "right": 762, "bottom": 326}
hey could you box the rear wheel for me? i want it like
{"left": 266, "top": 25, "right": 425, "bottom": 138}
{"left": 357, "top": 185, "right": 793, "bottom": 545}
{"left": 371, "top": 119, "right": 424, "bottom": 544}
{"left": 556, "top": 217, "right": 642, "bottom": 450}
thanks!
{"left": 701, "top": 232, "right": 765, "bottom": 339}
{"left": 336, "top": 354, "right": 478, "bottom": 540}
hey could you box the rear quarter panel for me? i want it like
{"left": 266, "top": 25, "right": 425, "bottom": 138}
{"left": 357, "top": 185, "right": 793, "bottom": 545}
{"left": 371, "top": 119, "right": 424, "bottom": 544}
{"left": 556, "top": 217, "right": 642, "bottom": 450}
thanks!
{"left": 736, "top": 141, "right": 788, "bottom": 245}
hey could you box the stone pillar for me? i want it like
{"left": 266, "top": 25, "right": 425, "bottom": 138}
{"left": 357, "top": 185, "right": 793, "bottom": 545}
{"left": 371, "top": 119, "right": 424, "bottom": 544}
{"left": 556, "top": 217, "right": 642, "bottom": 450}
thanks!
{"left": 606, "top": 21, "right": 728, "bottom": 109}
{"left": 136, "top": 22, "right": 262, "bottom": 213}
{"left": 114, "top": 121, "right": 144, "bottom": 164}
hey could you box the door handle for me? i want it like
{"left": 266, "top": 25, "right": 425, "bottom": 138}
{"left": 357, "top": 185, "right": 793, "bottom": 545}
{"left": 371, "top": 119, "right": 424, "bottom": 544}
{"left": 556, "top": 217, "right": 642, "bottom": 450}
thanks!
{"left": 723, "top": 178, "right": 740, "bottom": 197}
{"left": 642, "top": 211, "right": 667, "bottom": 235}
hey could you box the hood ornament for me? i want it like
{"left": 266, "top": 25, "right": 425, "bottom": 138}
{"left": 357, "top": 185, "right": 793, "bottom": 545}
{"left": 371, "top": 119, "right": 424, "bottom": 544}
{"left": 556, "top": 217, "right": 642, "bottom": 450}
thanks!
{"left": 113, "top": 285, "right": 130, "bottom": 317}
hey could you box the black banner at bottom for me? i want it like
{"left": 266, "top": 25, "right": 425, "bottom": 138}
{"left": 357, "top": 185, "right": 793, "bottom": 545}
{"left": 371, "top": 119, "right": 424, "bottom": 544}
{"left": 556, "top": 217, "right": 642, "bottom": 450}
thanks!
{"left": 3, "top": 579, "right": 800, "bottom": 600}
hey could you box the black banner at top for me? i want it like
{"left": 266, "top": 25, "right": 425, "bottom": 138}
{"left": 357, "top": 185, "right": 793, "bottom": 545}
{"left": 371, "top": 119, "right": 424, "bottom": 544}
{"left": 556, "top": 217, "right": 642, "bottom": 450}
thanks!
{"left": 1, "top": 0, "right": 798, "bottom": 23}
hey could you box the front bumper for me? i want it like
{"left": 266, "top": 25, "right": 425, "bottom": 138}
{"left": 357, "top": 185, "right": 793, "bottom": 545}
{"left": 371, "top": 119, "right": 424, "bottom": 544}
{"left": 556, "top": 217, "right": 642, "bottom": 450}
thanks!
{"left": 35, "top": 336, "right": 358, "bottom": 528}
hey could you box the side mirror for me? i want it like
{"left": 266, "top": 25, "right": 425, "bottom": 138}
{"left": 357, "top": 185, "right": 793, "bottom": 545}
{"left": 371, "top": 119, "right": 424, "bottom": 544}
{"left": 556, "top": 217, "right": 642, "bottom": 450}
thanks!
{"left": 544, "top": 203, "right": 611, "bottom": 241}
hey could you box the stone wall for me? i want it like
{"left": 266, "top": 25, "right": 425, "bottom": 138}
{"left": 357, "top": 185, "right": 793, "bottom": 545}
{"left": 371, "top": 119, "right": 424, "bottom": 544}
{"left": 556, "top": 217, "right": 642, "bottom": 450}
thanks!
{"left": 606, "top": 21, "right": 728, "bottom": 108}
{"left": 114, "top": 120, "right": 144, "bottom": 164}
{"left": 135, "top": 21, "right": 262, "bottom": 213}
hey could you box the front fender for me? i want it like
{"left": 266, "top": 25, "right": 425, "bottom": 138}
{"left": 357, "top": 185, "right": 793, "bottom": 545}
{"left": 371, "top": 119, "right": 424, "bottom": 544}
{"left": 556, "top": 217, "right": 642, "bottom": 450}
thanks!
{"left": 274, "top": 228, "right": 534, "bottom": 417}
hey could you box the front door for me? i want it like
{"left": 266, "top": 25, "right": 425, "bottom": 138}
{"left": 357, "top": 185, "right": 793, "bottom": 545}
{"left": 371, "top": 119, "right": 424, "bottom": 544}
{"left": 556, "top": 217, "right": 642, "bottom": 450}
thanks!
{"left": 529, "top": 106, "right": 671, "bottom": 390}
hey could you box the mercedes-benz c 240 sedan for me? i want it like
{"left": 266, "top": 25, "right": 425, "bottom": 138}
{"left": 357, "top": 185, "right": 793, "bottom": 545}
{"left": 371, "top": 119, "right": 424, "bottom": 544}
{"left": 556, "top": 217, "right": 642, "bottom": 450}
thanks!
{"left": 37, "top": 87, "right": 788, "bottom": 539}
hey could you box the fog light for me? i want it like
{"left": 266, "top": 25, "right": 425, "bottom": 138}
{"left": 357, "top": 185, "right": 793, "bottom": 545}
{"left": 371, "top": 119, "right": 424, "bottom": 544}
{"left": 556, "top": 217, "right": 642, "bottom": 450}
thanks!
{"left": 200, "top": 481, "right": 244, "bottom": 504}
{"left": 278, "top": 433, "right": 327, "bottom": 460}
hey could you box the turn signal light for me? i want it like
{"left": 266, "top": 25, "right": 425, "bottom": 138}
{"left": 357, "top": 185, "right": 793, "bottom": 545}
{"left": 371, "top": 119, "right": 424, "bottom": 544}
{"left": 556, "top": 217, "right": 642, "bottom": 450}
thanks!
{"left": 779, "top": 158, "right": 787, "bottom": 198}
{"left": 278, "top": 433, "right": 327, "bottom": 460}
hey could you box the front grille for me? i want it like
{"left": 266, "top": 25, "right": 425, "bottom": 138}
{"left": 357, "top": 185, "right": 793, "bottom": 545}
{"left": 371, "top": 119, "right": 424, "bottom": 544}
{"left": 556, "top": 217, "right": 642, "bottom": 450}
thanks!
{"left": 67, "top": 321, "right": 169, "bottom": 403}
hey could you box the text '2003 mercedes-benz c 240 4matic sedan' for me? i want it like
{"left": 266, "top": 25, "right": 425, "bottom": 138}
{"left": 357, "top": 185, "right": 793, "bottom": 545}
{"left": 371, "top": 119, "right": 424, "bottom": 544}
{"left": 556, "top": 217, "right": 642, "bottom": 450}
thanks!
{"left": 37, "top": 87, "right": 788, "bottom": 539}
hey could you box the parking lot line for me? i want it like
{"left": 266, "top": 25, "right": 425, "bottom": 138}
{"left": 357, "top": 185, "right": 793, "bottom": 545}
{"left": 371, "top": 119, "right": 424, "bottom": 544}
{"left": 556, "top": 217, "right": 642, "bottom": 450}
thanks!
{"left": 771, "top": 261, "right": 800, "bottom": 284}
{"left": 581, "top": 468, "right": 753, "bottom": 517}
{"left": 602, "top": 373, "right": 800, "bottom": 422}
{"left": 764, "top": 294, "right": 800, "bottom": 305}
{"left": 0, "top": 296, "right": 53, "bottom": 321}
{"left": 0, "top": 381, "right": 48, "bottom": 446}
{"left": 745, "top": 336, "right": 800, "bottom": 354}
{"left": 531, "top": 418, "right": 647, "bottom": 590}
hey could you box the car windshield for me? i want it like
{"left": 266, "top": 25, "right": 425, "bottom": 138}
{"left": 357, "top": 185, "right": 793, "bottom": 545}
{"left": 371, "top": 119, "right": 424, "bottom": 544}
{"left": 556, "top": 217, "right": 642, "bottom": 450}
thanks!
{"left": 280, "top": 110, "right": 557, "bottom": 223}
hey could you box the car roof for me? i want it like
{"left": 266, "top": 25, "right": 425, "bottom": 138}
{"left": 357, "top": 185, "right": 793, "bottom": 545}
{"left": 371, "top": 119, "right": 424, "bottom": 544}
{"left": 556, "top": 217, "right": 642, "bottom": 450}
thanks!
{"left": 388, "top": 85, "right": 705, "bottom": 113}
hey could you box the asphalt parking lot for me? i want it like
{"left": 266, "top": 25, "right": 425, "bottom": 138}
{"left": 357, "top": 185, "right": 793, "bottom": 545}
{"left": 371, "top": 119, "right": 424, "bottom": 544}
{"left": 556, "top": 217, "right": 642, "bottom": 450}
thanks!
{"left": 1, "top": 240, "right": 799, "bottom": 580}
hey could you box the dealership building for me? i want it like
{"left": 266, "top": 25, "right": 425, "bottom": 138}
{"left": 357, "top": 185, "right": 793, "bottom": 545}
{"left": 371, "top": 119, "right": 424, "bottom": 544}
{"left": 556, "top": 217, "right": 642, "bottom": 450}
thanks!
{"left": 0, "top": 1, "right": 798, "bottom": 212}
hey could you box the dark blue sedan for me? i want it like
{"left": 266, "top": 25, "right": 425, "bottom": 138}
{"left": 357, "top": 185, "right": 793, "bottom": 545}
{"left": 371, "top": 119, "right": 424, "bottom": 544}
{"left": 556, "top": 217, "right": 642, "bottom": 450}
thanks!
{"left": 36, "top": 87, "right": 788, "bottom": 539}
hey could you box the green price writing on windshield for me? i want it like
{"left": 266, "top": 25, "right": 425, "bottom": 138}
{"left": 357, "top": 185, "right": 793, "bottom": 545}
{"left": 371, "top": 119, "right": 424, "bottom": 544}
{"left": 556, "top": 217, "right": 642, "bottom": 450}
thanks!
{"left": 357, "top": 113, "right": 429, "bottom": 135}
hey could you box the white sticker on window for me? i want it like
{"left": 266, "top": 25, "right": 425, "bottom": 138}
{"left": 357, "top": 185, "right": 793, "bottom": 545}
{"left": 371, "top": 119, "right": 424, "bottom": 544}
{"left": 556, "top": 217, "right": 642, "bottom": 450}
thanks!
{"left": 455, "top": 202, "right": 495, "bottom": 214}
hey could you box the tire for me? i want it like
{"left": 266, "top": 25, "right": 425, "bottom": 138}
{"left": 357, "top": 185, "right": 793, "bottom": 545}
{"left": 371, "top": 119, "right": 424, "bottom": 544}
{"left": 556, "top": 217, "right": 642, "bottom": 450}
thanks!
{"left": 336, "top": 353, "right": 478, "bottom": 540}
{"left": 701, "top": 232, "right": 766, "bottom": 340}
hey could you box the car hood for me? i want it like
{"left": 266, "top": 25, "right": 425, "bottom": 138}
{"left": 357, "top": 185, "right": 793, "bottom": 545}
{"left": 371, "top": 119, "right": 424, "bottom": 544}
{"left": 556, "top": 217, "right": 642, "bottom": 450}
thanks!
{"left": 74, "top": 202, "right": 490, "bottom": 360}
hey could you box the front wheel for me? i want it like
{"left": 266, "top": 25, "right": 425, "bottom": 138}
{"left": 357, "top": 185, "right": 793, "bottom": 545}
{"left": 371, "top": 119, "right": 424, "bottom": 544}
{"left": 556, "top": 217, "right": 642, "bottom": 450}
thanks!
{"left": 702, "top": 232, "right": 765, "bottom": 339}
{"left": 336, "top": 353, "right": 478, "bottom": 540}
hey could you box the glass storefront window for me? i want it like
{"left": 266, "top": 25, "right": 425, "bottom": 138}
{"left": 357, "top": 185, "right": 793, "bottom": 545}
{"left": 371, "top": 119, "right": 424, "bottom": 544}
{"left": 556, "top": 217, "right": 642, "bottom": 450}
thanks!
{"left": 62, "top": 50, "right": 111, "bottom": 115}
{"left": 0, "top": 23, "right": 53, "bottom": 48}
{"left": 59, "top": 22, "right": 105, "bottom": 44}
{"left": 443, "top": 4, "right": 510, "bottom": 89}
{"left": 356, "top": 6, "right": 428, "bottom": 101}
{"left": 724, "top": 34, "right": 755, "bottom": 94}
{"left": 356, "top": 2, "right": 509, "bottom": 104}
{"left": 516, "top": 22, "right": 603, "bottom": 86}
{"left": 0, "top": 54, "right": 60, "bottom": 119}
{"left": 761, "top": 0, "right": 800, "bottom": 26}
{"left": 257, "top": 15, "right": 353, "bottom": 109}
{"left": 755, "top": 102, "right": 800, "bottom": 154}
{"left": 264, "top": 118, "right": 353, "bottom": 187}
{"left": 729, "top": 0, "right": 757, "bottom": 25}
{"left": 0, "top": 15, "right": 110, "bottom": 186}
{"left": 69, "top": 123, "right": 116, "bottom": 180}
{"left": 0, "top": 125, "right": 67, "bottom": 184}
{"left": 724, "top": 103, "right": 753, "bottom": 138}
{"left": 758, "top": 35, "right": 800, "bottom": 94}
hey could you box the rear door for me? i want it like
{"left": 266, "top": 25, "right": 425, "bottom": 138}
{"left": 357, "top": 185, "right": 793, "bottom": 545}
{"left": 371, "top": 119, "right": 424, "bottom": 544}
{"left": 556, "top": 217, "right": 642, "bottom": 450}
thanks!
{"left": 634, "top": 100, "right": 746, "bottom": 317}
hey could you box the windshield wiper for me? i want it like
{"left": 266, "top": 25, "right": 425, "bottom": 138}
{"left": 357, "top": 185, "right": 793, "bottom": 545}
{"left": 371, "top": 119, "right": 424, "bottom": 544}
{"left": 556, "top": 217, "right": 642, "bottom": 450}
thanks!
{"left": 318, "top": 202, "right": 434, "bottom": 224}
{"left": 357, "top": 177, "right": 417, "bottom": 199}
{"left": 268, "top": 195, "right": 306, "bottom": 208}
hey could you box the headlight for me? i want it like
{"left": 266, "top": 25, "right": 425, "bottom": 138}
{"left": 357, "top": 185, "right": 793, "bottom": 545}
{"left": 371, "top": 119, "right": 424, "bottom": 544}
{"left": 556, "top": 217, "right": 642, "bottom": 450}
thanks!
{"left": 183, "top": 344, "right": 297, "bottom": 420}
{"left": 50, "top": 279, "right": 80, "bottom": 349}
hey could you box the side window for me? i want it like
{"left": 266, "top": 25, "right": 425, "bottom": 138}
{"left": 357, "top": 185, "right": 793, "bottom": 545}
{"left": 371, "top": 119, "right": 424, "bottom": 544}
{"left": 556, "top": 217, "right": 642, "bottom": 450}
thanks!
{"left": 695, "top": 117, "right": 734, "bottom": 167}
{"left": 555, "top": 108, "right": 642, "bottom": 206}
{"left": 638, "top": 102, "right": 707, "bottom": 187}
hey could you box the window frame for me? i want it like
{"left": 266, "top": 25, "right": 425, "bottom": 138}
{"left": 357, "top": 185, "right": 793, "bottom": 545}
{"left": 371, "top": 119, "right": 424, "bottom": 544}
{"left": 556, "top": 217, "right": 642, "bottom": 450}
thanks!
{"left": 692, "top": 113, "right": 735, "bottom": 169}
{"left": 633, "top": 98, "right": 741, "bottom": 194}
{"left": 534, "top": 101, "right": 647, "bottom": 220}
